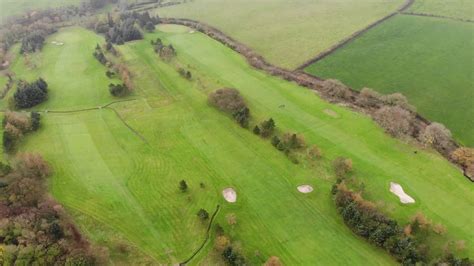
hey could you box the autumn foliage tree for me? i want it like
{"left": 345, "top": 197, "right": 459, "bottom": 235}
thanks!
{"left": 374, "top": 106, "right": 413, "bottom": 137}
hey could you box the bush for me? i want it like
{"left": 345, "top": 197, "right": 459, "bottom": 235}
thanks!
{"left": 108, "top": 83, "right": 128, "bottom": 97}
{"left": 333, "top": 157, "right": 353, "bottom": 177}
{"left": 93, "top": 44, "right": 107, "bottom": 65}
{"left": 419, "top": 122, "right": 455, "bottom": 153}
{"left": 222, "top": 246, "right": 245, "bottom": 266}
{"left": 20, "top": 33, "right": 45, "bottom": 54}
{"left": 276, "top": 132, "right": 306, "bottom": 154}
{"left": 357, "top": 88, "right": 382, "bottom": 108}
{"left": 307, "top": 145, "right": 322, "bottom": 160}
{"left": 265, "top": 256, "right": 283, "bottom": 266}
{"left": 271, "top": 136, "right": 280, "bottom": 147}
{"left": 232, "top": 107, "right": 250, "bottom": 128}
{"left": 374, "top": 106, "right": 412, "bottom": 137}
{"left": 179, "top": 180, "right": 188, "bottom": 192}
{"left": 382, "top": 93, "right": 415, "bottom": 112}
{"left": 253, "top": 125, "right": 261, "bottom": 135}
{"left": 197, "top": 208, "right": 209, "bottom": 220}
{"left": 14, "top": 79, "right": 48, "bottom": 108}
{"left": 451, "top": 147, "right": 474, "bottom": 167}
{"left": 208, "top": 88, "right": 247, "bottom": 114}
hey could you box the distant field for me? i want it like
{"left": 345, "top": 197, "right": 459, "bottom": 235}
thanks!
{"left": 0, "top": 0, "right": 82, "bottom": 23}
{"left": 13, "top": 26, "right": 473, "bottom": 264}
{"left": 408, "top": 0, "right": 474, "bottom": 20}
{"left": 305, "top": 15, "right": 474, "bottom": 146}
{"left": 157, "top": 0, "right": 405, "bottom": 69}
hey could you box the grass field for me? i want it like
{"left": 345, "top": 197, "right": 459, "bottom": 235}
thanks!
{"left": 11, "top": 25, "right": 474, "bottom": 264}
{"left": 305, "top": 15, "right": 474, "bottom": 146}
{"left": 408, "top": 0, "right": 474, "bottom": 20}
{"left": 9, "top": 27, "right": 121, "bottom": 110}
{"left": 156, "top": 0, "right": 405, "bottom": 69}
{"left": 0, "top": 0, "right": 82, "bottom": 23}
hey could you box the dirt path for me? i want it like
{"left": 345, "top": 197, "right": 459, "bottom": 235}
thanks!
{"left": 295, "top": 0, "right": 415, "bottom": 70}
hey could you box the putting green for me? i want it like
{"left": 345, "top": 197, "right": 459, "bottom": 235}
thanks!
{"left": 15, "top": 26, "right": 473, "bottom": 264}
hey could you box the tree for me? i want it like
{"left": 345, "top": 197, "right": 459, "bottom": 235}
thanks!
{"left": 108, "top": 83, "right": 127, "bottom": 97}
{"left": 308, "top": 145, "right": 322, "bottom": 160}
{"left": 260, "top": 118, "right": 275, "bottom": 137}
{"left": 271, "top": 135, "right": 280, "bottom": 147}
{"left": 197, "top": 208, "right": 209, "bottom": 220}
{"left": 357, "top": 88, "right": 382, "bottom": 108}
{"left": 253, "top": 125, "right": 261, "bottom": 135}
{"left": 374, "top": 106, "right": 412, "bottom": 137}
{"left": 451, "top": 147, "right": 474, "bottom": 167}
{"left": 144, "top": 21, "right": 155, "bottom": 32}
{"left": 208, "top": 88, "right": 247, "bottom": 114}
{"left": 214, "top": 235, "right": 230, "bottom": 252}
{"left": 31, "top": 112, "right": 41, "bottom": 131}
{"left": 14, "top": 79, "right": 48, "bottom": 108}
{"left": 232, "top": 107, "right": 250, "bottom": 128}
{"left": 179, "top": 180, "right": 188, "bottom": 192}
{"left": 321, "top": 79, "right": 352, "bottom": 100}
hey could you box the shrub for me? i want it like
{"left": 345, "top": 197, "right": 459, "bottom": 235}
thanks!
{"left": 451, "top": 147, "right": 474, "bottom": 167}
{"left": 277, "top": 132, "right": 306, "bottom": 153}
{"left": 382, "top": 93, "right": 415, "bottom": 112}
{"left": 308, "top": 145, "right": 322, "bottom": 160}
{"left": 15, "top": 153, "right": 51, "bottom": 179}
{"left": 265, "top": 256, "right": 283, "bottom": 266}
{"left": 271, "top": 135, "right": 280, "bottom": 147}
{"left": 357, "top": 88, "right": 382, "bottom": 108}
{"left": 222, "top": 246, "right": 245, "bottom": 266}
{"left": 333, "top": 157, "right": 353, "bottom": 177}
{"left": 179, "top": 180, "right": 188, "bottom": 192}
{"left": 93, "top": 45, "right": 107, "bottom": 65}
{"left": 321, "top": 79, "right": 352, "bottom": 100}
{"left": 374, "top": 106, "right": 412, "bottom": 137}
{"left": 233, "top": 107, "right": 250, "bottom": 128}
{"left": 197, "top": 208, "right": 209, "bottom": 220}
{"left": 4, "top": 111, "right": 31, "bottom": 132}
{"left": 14, "top": 78, "right": 48, "bottom": 108}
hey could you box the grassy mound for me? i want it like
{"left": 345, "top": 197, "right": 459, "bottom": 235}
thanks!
{"left": 305, "top": 15, "right": 474, "bottom": 146}
{"left": 12, "top": 25, "right": 473, "bottom": 264}
{"left": 157, "top": 0, "right": 405, "bottom": 69}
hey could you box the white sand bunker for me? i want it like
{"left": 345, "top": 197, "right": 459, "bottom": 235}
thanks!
{"left": 222, "top": 188, "right": 237, "bottom": 203}
{"left": 390, "top": 182, "right": 415, "bottom": 204}
{"left": 189, "top": 30, "right": 195, "bottom": 34}
{"left": 51, "top": 41, "right": 64, "bottom": 46}
{"left": 297, "top": 185, "right": 313, "bottom": 194}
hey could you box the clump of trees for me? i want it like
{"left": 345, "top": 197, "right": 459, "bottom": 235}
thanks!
{"left": 13, "top": 78, "right": 48, "bottom": 108}
{"left": 151, "top": 38, "right": 176, "bottom": 60}
{"left": 333, "top": 180, "right": 472, "bottom": 265}
{"left": 20, "top": 33, "right": 45, "bottom": 54}
{"left": 109, "top": 83, "right": 128, "bottom": 97}
{"left": 213, "top": 224, "right": 246, "bottom": 265}
{"left": 3, "top": 111, "right": 41, "bottom": 152}
{"left": 321, "top": 79, "right": 353, "bottom": 101}
{"left": 93, "top": 44, "right": 107, "bottom": 65}
{"left": 94, "top": 12, "right": 159, "bottom": 45}
{"left": 332, "top": 157, "right": 353, "bottom": 177}
{"left": 208, "top": 88, "right": 250, "bottom": 127}
{"left": 0, "top": 153, "right": 103, "bottom": 265}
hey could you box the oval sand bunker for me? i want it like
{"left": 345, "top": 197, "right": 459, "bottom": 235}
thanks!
{"left": 222, "top": 188, "right": 237, "bottom": 203}
{"left": 297, "top": 185, "right": 313, "bottom": 194}
{"left": 389, "top": 182, "right": 415, "bottom": 204}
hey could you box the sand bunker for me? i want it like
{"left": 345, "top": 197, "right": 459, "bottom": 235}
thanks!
{"left": 389, "top": 182, "right": 415, "bottom": 204}
{"left": 323, "top": 109, "right": 339, "bottom": 118}
{"left": 51, "top": 41, "right": 64, "bottom": 46}
{"left": 297, "top": 185, "right": 313, "bottom": 193}
{"left": 222, "top": 188, "right": 237, "bottom": 203}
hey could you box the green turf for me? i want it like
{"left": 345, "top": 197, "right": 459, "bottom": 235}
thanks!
{"left": 408, "top": 0, "right": 474, "bottom": 20}
{"left": 16, "top": 25, "right": 473, "bottom": 264}
{"left": 9, "top": 27, "right": 122, "bottom": 110}
{"left": 0, "top": 0, "right": 82, "bottom": 23}
{"left": 305, "top": 15, "right": 474, "bottom": 146}
{"left": 156, "top": 0, "right": 405, "bottom": 69}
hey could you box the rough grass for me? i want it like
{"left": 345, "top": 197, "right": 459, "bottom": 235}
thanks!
{"left": 156, "top": 0, "right": 405, "bottom": 69}
{"left": 408, "top": 0, "right": 474, "bottom": 20}
{"left": 305, "top": 15, "right": 474, "bottom": 146}
{"left": 15, "top": 26, "right": 473, "bottom": 264}
{"left": 9, "top": 27, "right": 122, "bottom": 110}
{"left": 0, "top": 0, "right": 82, "bottom": 23}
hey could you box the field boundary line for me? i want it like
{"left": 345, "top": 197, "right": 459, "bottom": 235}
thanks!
{"left": 179, "top": 204, "right": 221, "bottom": 265}
{"left": 401, "top": 12, "right": 474, "bottom": 23}
{"left": 105, "top": 105, "right": 150, "bottom": 145}
{"left": 295, "top": 0, "right": 414, "bottom": 70}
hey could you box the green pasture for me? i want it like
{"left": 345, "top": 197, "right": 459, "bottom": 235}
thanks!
{"left": 305, "top": 15, "right": 474, "bottom": 146}
{"left": 157, "top": 0, "right": 405, "bottom": 69}
{"left": 14, "top": 25, "right": 473, "bottom": 264}
{"left": 408, "top": 0, "right": 474, "bottom": 20}
{"left": 0, "top": 0, "right": 82, "bottom": 23}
